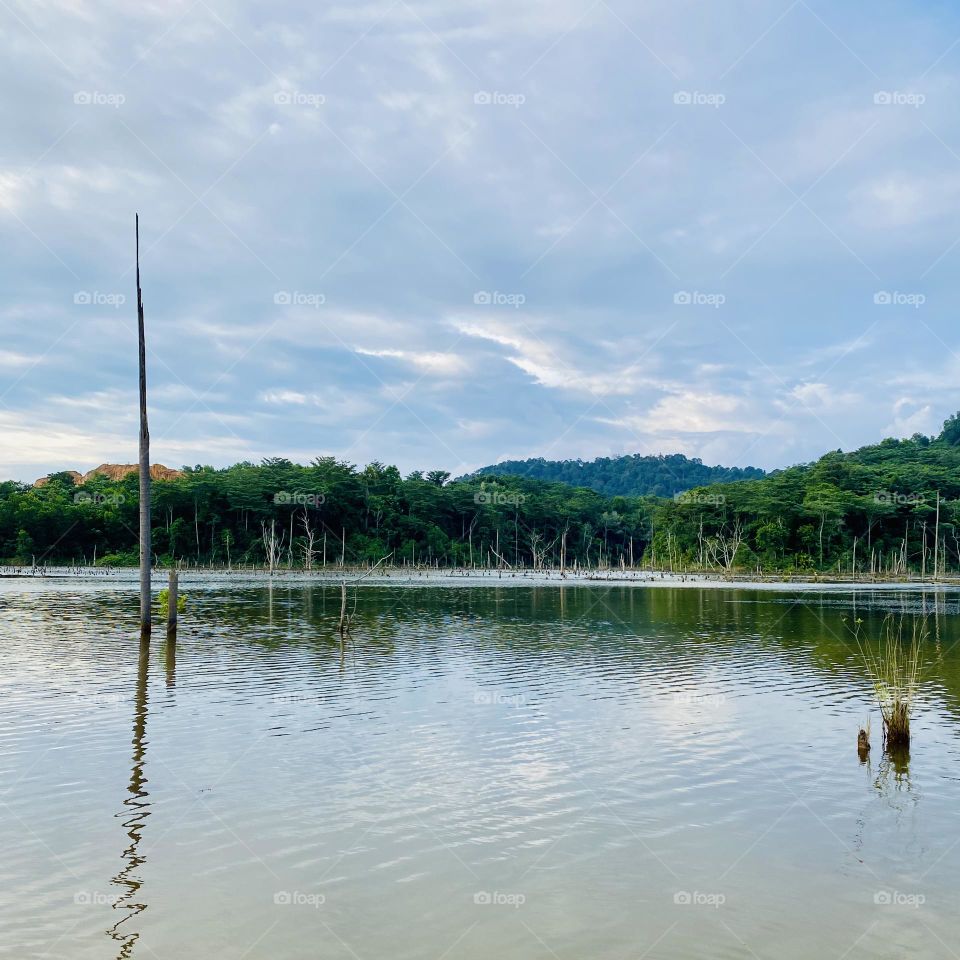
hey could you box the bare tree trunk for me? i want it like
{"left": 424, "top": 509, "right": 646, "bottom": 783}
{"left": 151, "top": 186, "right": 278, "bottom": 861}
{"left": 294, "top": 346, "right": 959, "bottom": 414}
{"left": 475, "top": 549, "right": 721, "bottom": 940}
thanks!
{"left": 136, "top": 215, "right": 151, "bottom": 637}
{"left": 934, "top": 491, "right": 941, "bottom": 580}
{"left": 167, "top": 568, "right": 178, "bottom": 634}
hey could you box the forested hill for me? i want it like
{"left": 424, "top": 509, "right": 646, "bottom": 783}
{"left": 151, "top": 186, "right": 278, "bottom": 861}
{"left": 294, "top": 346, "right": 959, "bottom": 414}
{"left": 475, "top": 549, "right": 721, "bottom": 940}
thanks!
{"left": 468, "top": 453, "right": 766, "bottom": 497}
{"left": 6, "top": 413, "right": 960, "bottom": 574}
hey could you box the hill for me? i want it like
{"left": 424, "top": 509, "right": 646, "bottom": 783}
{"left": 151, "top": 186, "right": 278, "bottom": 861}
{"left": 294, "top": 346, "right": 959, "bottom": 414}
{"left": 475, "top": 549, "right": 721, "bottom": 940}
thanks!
{"left": 34, "top": 463, "right": 183, "bottom": 487}
{"left": 468, "top": 453, "right": 766, "bottom": 497}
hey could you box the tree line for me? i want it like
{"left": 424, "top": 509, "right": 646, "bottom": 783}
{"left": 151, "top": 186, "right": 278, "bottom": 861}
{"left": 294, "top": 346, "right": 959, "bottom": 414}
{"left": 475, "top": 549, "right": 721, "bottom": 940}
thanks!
{"left": 3, "top": 413, "right": 960, "bottom": 575}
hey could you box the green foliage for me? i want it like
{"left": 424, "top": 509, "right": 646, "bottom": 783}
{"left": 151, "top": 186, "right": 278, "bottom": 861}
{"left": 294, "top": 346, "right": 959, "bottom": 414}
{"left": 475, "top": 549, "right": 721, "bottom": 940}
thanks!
{"left": 940, "top": 410, "right": 960, "bottom": 446}
{"left": 6, "top": 423, "right": 960, "bottom": 574}
{"left": 468, "top": 453, "right": 765, "bottom": 497}
{"left": 157, "top": 587, "right": 188, "bottom": 617}
{"left": 0, "top": 459, "right": 655, "bottom": 569}
{"left": 651, "top": 429, "right": 960, "bottom": 573}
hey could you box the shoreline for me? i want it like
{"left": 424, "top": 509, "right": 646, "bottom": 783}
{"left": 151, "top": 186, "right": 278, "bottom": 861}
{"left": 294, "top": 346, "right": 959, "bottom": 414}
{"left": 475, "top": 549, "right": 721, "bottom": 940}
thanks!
{"left": 1, "top": 566, "right": 958, "bottom": 592}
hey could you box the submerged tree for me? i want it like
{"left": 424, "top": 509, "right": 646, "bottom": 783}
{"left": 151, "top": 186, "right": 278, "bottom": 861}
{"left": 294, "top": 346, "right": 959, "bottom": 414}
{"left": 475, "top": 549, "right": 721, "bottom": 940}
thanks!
{"left": 136, "top": 215, "right": 151, "bottom": 636}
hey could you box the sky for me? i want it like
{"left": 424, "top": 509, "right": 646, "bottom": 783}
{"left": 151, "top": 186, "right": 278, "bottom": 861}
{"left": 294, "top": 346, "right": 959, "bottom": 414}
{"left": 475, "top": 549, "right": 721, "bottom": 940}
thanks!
{"left": 2, "top": 0, "right": 960, "bottom": 483}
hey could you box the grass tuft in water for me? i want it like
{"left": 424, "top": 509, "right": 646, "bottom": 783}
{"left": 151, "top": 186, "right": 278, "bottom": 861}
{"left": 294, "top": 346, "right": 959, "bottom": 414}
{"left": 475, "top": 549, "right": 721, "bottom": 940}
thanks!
{"left": 847, "top": 615, "right": 924, "bottom": 748}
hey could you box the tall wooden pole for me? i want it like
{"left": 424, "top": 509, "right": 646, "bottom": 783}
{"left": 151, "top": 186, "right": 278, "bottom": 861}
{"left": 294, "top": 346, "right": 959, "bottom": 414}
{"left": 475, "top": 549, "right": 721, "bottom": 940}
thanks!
{"left": 136, "top": 215, "right": 152, "bottom": 636}
{"left": 167, "top": 568, "right": 178, "bottom": 633}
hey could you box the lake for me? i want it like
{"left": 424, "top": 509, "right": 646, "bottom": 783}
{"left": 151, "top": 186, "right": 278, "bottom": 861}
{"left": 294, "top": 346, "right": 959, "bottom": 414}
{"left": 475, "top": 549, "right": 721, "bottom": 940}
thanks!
{"left": 2, "top": 578, "right": 959, "bottom": 958}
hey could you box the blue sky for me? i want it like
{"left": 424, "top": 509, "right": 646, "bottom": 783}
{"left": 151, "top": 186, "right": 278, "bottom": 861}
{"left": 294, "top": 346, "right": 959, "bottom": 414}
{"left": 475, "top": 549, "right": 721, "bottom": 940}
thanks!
{"left": 2, "top": 0, "right": 959, "bottom": 482}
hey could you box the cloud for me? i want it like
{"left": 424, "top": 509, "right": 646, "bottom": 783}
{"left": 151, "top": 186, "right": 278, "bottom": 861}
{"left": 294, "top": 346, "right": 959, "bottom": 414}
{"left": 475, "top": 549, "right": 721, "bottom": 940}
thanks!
{"left": 354, "top": 347, "right": 469, "bottom": 376}
{"left": 884, "top": 398, "right": 937, "bottom": 438}
{"left": 3, "top": 0, "right": 960, "bottom": 478}
{"left": 601, "top": 390, "right": 769, "bottom": 436}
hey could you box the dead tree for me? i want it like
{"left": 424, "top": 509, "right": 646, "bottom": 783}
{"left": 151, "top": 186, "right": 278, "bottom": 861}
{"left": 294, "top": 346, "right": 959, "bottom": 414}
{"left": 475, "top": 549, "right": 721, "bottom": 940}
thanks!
{"left": 136, "top": 215, "right": 151, "bottom": 636}
{"left": 705, "top": 521, "right": 743, "bottom": 576}
{"left": 260, "top": 520, "right": 284, "bottom": 574}
{"left": 300, "top": 508, "right": 317, "bottom": 570}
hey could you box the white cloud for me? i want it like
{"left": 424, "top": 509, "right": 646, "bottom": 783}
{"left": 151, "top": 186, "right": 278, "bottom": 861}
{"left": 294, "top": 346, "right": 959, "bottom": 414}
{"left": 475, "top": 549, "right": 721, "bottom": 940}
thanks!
{"left": 601, "top": 390, "right": 769, "bottom": 436}
{"left": 354, "top": 347, "right": 469, "bottom": 376}
{"left": 884, "top": 398, "right": 936, "bottom": 438}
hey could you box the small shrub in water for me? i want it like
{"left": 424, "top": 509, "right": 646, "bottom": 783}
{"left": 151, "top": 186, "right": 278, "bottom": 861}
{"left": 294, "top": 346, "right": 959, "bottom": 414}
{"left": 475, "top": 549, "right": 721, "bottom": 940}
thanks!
{"left": 157, "top": 588, "right": 187, "bottom": 619}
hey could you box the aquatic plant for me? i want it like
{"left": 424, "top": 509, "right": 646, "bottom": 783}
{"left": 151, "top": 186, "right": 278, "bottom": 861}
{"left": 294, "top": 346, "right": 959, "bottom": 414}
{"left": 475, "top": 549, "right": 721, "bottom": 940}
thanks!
{"left": 157, "top": 587, "right": 187, "bottom": 619}
{"left": 848, "top": 615, "right": 924, "bottom": 747}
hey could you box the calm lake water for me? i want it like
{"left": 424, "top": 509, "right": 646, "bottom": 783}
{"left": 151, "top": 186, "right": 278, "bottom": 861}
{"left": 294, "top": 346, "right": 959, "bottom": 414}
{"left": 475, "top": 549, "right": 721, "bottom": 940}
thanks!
{"left": 3, "top": 578, "right": 960, "bottom": 958}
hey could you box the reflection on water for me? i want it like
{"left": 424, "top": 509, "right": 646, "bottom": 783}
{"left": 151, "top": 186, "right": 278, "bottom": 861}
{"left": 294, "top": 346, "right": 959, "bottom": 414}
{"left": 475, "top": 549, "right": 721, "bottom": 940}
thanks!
{"left": 874, "top": 745, "right": 915, "bottom": 803}
{"left": 109, "top": 639, "right": 151, "bottom": 957}
{"left": 164, "top": 631, "right": 176, "bottom": 689}
{"left": 1, "top": 581, "right": 960, "bottom": 959}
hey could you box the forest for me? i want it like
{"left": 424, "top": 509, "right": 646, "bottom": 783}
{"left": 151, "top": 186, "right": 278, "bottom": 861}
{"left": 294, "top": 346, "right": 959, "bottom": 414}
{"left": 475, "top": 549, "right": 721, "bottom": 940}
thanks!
{"left": 469, "top": 452, "right": 765, "bottom": 497}
{"left": 3, "top": 412, "right": 960, "bottom": 575}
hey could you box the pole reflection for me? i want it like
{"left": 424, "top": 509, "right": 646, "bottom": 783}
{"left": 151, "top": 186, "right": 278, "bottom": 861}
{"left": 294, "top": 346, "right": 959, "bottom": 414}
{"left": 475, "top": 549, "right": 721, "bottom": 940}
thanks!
{"left": 108, "top": 638, "right": 151, "bottom": 958}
